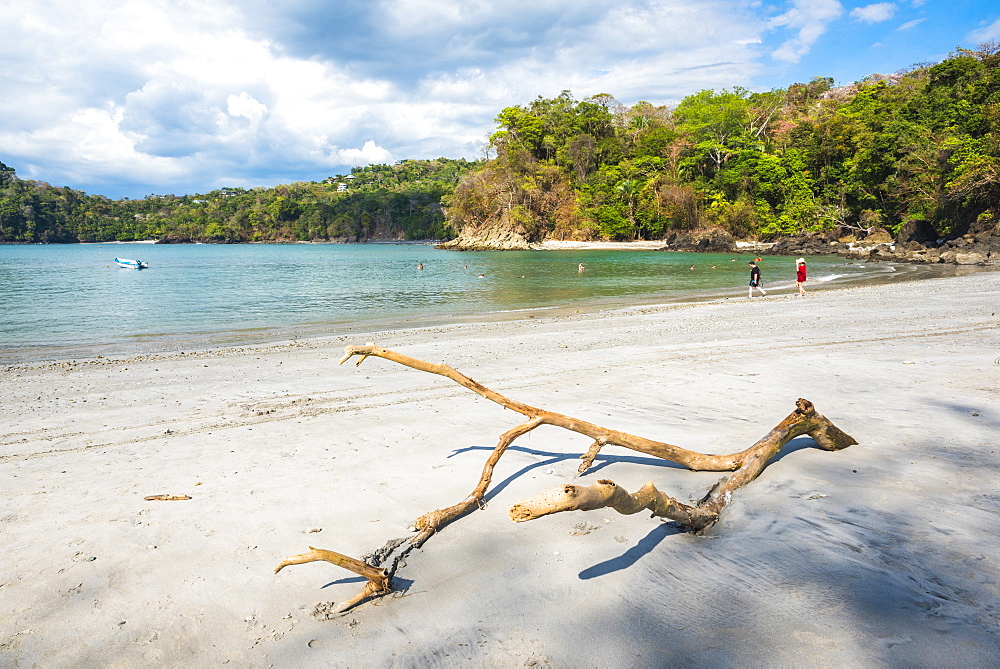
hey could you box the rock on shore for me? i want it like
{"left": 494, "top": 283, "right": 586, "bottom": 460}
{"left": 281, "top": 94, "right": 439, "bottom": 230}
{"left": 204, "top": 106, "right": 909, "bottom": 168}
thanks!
{"left": 835, "top": 220, "right": 1000, "bottom": 265}
{"left": 655, "top": 227, "right": 736, "bottom": 252}
{"left": 435, "top": 222, "right": 535, "bottom": 250}
{"left": 737, "top": 220, "right": 1000, "bottom": 266}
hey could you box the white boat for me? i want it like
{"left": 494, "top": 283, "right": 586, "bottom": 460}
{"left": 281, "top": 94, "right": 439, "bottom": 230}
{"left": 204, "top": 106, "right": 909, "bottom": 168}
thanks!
{"left": 114, "top": 257, "right": 148, "bottom": 269}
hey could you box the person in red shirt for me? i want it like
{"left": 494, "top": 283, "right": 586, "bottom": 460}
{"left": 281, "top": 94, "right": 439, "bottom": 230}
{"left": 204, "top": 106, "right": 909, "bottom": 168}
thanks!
{"left": 796, "top": 258, "right": 807, "bottom": 296}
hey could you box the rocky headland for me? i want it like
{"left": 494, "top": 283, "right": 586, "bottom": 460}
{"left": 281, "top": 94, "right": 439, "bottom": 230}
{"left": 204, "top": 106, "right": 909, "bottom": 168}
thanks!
{"left": 760, "top": 218, "right": 1000, "bottom": 266}
{"left": 440, "top": 218, "right": 1000, "bottom": 266}
{"left": 435, "top": 220, "right": 536, "bottom": 250}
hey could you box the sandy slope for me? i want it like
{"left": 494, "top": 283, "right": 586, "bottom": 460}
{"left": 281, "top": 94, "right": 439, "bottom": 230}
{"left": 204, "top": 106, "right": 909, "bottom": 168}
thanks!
{"left": 2, "top": 273, "right": 999, "bottom": 667}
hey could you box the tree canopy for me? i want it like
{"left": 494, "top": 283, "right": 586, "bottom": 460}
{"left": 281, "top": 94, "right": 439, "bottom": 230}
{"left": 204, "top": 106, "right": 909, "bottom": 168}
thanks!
{"left": 447, "top": 46, "right": 1000, "bottom": 242}
{"left": 0, "top": 159, "right": 476, "bottom": 243}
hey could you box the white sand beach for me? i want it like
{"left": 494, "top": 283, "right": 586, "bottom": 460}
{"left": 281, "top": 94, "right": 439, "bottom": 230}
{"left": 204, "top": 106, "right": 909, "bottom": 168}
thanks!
{"left": 2, "top": 272, "right": 999, "bottom": 667}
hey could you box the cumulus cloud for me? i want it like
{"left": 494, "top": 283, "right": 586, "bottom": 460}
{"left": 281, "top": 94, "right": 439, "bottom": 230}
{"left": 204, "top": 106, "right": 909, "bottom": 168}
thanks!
{"left": 336, "top": 141, "right": 396, "bottom": 166}
{"left": 0, "top": 0, "right": 779, "bottom": 196}
{"left": 768, "top": 0, "right": 844, "bottom": 63}
{"left": 226, "top": 93, "right": 268, "bottom": 124}
{"left": 850, "top": 3, "right": 896, "bottom": 24}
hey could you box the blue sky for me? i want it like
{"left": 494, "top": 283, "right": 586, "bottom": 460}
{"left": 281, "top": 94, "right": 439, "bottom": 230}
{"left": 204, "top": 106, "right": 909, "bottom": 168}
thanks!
{"left": 1, "top": 0, "right": 997, "bottom": 199}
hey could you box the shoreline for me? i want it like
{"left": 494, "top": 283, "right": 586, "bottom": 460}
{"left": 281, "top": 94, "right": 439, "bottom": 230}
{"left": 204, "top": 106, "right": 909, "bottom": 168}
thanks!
{"left": 0, "top": 240, "right": 993, "bottom": 365}
{"left": 3, "top": 271, "right": 1000, "bottom": 665}
{"left": 3, "top": 261, "right": 993, "bottom": 367}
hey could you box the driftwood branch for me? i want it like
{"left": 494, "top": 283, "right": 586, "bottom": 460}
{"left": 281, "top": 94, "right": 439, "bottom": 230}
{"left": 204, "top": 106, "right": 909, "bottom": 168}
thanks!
{"left": 510, "top": 398, "right": 856, "bottom": 529}
{"left": 337, "top": 344, "right": 740, "bottom": 471}
{"left": 274, "top": 547, "right": 390, "bottom": 614}
{"left": 276, "top": 345, "right": 858, "bottom": 613}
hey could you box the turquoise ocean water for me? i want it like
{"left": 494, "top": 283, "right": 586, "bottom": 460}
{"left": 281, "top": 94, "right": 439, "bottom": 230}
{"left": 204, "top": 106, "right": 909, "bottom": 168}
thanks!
{"left": 0, "top": 242, "right": 946, "bottom": 364}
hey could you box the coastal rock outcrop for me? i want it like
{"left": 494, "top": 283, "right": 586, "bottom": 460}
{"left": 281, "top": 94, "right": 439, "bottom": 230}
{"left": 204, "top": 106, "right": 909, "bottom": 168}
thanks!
{"left": 842, "top": 219, "right": 1000, "bottom": 265}
{"left": 863, "top": 227, "right": 894, "bottom": 244}
{"left": 656, "top": 227, "right": 734, "bottom": 252}
{"left": 895, "top": 219, "right": 938, "bottom": 246}
{"left": 767, "top": 233, "right": 843, "bottom": 256}
{"left": 435, "top": 222, "right": 534, "bottom": 251}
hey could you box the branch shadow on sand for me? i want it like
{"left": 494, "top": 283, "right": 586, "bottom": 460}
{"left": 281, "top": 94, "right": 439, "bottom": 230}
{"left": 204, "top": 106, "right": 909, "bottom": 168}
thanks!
{"left": 322, "top": 576, "right": 414, "bottom": 593}
{"left": 579, "top": 522, "right": 684, "bottom": 580}
{"left": 447, "top": 444, "right": 685, "bottom": 504}
{"left": 768, "top": 435, "right": 823, "bottom": 464}
{"left": 321, "top": 576, "right": 366, "bottom": 588}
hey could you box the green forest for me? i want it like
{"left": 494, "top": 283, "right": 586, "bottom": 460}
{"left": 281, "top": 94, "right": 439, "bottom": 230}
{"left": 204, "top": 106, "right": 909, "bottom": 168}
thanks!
{"left": 2, "top": 45, "right": 998, "bottom": 244}
{"left": 447, "top": 45, "right": 1000, "bottom": 243}
{"left": 0, "top": 159, "right": 475, "bottom": 243}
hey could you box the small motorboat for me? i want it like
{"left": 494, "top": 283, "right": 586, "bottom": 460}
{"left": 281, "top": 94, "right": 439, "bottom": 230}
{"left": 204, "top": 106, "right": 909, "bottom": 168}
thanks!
{"left": 114, "top": 257, "right": 148, "bottom": 269}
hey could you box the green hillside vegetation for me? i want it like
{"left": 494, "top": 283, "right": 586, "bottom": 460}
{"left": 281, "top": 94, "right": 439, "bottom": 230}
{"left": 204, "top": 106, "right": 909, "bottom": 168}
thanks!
{"left": 446, "top": 45, "right": 1000, "bottom": 243}
{"left": 0, "top": 159, "right": 475, "bottom": 243}
{"left": 2, "top": 45, "right": 998, "bottom": 245}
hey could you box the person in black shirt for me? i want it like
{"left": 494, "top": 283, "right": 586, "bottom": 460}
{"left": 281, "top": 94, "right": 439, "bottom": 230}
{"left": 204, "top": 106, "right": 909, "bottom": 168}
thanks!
{"left": 748, "top": 261, "right": 767, "bottom": 298}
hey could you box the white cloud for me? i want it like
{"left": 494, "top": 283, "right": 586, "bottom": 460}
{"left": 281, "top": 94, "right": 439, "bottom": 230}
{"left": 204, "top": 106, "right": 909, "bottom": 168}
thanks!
{"left": 968, "top": 17, "right": 1000, "bottom": 43}
{"left": 0, "top": 0, "right": 776, "bottom": 197}
{"left": 0, "top": 0, "right": 409, "bottom": 191}
{"left": 226, "top": 92, "right": 268, "bottom": 124}
{"left": 850, "top": 3, "right": 896, "bottom": 24}
{"left": 0, "top": 101, "right": 186, "bottom": 190}
{"left": 768, "top": 0, "right": 844, "bottom": 63}
{"left": 335, "top": 141, "right": 396, "bottom": 166}
{"left": 896, "top": 18, "right": 925, "bottom": 31}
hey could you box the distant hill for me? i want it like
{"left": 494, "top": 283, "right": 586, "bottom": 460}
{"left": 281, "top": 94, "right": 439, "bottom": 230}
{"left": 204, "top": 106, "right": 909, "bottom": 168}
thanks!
{"left": 0, "top": 158, "right": 477, "bottom": 243}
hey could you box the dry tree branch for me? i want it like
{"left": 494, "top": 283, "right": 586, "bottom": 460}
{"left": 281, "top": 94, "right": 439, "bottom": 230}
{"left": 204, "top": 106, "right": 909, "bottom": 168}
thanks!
{"left": 336, "top": 344, "right": 762, "bottom": 471}
{"left": 412, "top": 417, "right": 544, "bottom": 541}
{"left": 510, "top": 398, "right": 857, "bottom": 529}
{"left": 274, "top": 547, "right": 390, "bottom": 615}
{"left": 275, "top": 346, "right": 858, "bottom": 614}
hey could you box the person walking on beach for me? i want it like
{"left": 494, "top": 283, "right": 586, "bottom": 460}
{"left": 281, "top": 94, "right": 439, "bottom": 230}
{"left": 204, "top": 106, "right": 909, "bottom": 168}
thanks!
{"left": 795, "top": 258, "right": 807, "bottom": 296}
{"left": 748, "top": 261, "right": 766, "bottom": 298}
